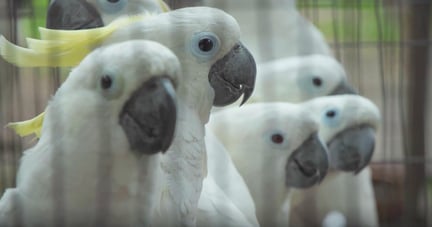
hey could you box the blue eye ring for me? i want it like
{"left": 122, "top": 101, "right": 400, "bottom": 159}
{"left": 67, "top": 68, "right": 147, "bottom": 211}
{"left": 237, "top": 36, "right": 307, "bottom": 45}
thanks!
{"left": 190, "top": 32, "right": 221, "bottom": 61}
{"left": 98, "top": 73, "right": 124, "bottom": 99}
{"left": 97, "top": 0, "right": 128, "bottom": 14}
{"left": 321, "top": 108, "right": 341, "bottom": 128}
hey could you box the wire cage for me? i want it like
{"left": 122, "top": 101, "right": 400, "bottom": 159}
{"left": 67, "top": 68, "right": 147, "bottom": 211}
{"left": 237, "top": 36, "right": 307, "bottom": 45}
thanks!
{"left": 0, "top": 0, "right": 431, "bottom": 226}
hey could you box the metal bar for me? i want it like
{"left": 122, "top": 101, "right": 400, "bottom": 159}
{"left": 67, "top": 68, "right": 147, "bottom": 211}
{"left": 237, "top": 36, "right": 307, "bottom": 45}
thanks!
{"left": 400, "top": 0, "right": 431, "bottom": 226}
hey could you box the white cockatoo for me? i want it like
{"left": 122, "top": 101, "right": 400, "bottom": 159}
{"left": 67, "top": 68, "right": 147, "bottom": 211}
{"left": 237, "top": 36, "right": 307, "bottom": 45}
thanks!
{"left": 1, "top": 7, "right": 257, "bottom": 226}
{"left": 288, "top": 94, "right": 380, "bottom": 227}
{"left": 253, "top": 55, "right": 355, "bottom": 103}
{"left": 207, "top": 102, "right": 329, "bottom": 227}
{"left": 0, "top": 40, "right": 180, "bottom": 227}
{"left": 46, "top": 0, "right": 170, "bottom": 29}
{"left": 213, "top": 54, "right": 356, "bottom": 111}
{"left": 46, "top": 2, "right": 262, "bottom": 225}
{"left": 196, "top": 0, "right": 333, "bottom": 62}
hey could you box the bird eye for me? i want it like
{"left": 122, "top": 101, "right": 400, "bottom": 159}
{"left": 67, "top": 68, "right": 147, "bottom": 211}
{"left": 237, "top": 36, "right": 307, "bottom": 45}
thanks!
{"left": 297, "top": 73, "right": 326, "bottom": 97}
{"left": 190, "top": 32, "right": 220, "bottom": 61}
{"left": 271, "top": 133, "right": 284, "bottom": 144}
{"left": 266, "top": 130, "right": 288, "bottom": 148}
{"left": 312, "top": 77, "right": 322, "bottom": 87}
{"left": 98, "top": 73, "right": 124, "bottom": 99}
{"left": 198, "top": 38, "right": 214, "bottom": 52}
{"left": 321, "top": 108, "right": 341, "bottom": 127}
{"left": 98, "top": 0, "right": 127, "bottom": 14}
{"left": 101, "top": 75, "right": 113, "bottom": 89}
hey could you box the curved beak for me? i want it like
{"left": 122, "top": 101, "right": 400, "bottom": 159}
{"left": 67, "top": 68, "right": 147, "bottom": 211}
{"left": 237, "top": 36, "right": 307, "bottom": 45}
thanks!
{"left": 285, "top": 133, "right": 329, "bottom": 188}
{"left": 327, "top": 125, "right": 375, "bottom": 174}
{"left": 46, "top": 0, "right": 104, "bottom": 29}
{"left": 329, "top": 80, "right": 357, "bottom": 95}
{"left": 209, "top": 42, "right": 256, "bottom": 107}
{"left": 119, "top": 77, "right": 177, "bottom": 156}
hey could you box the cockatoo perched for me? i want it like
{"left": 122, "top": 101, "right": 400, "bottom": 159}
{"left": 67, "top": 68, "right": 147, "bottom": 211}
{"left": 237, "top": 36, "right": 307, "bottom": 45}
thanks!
{"left": 1, "top": 6, "right": 257, "bottom": 226}
{"left": 46, "top": 0, "right": 170, "bottom": 29}
{"left": 207, "top": 102, "right": 329, "bottom": 227}
{"left": 288, "top": 94, "right": 380, "bottom": 227}
{"left": 0, "top": 40, "right": 180, "bottom": 227}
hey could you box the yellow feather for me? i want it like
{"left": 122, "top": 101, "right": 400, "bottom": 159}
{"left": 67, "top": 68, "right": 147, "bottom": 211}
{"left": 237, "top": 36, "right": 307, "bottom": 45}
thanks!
{"left": 158, "top": 0, "right": 171, "bottom": 12}
{"left": 7, "top": 112, "right": 45, "bottom": 139}
{"left": 0, "top": 14, "right": 152, "bottom": 68}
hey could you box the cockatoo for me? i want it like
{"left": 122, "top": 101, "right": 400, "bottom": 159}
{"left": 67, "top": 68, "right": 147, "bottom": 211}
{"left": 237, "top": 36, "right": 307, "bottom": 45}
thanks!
{"left": 207, "top": 102, "right": 329, "bottom": 227}
{"left": 47, "top": 2, "right": 261, "bottom": 225}
{"left": 1, "top": 7, "right": 257, "bottom": 226}
{"left": 213, "top": 54, "right": 356, "bottom": 110}
{"left": 252, "top": 55, "right": 356, "bottom": 103}
{"left": 288, "top": 94, "right": 380, "bottom": 227}
{"left": 46, "top": 0, "right": 170, "bottom": 29}
{"left": 0, "top": 40, "right": 180, "bottom": 227}
{"left": 199, "top": 0, "right": 333, "bottom": 62}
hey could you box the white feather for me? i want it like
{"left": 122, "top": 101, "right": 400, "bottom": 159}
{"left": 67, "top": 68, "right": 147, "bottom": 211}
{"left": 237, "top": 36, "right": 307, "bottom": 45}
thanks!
{"left": 0, "top": 40, "right": 181, "bottom": 227}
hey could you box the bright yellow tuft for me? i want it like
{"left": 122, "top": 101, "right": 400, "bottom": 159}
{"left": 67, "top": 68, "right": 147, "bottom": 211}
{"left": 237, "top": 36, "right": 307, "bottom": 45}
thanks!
{"left": 7, "top": 112, "right": 45, "bottom": 139}
{"left": 0, "top": 14, "right": 151, "bottom": 68}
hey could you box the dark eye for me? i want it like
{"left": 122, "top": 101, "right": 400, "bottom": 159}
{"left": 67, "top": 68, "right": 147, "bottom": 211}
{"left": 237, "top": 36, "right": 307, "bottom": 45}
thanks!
{"left": 326, "top": 110, "right": 336, "bottom": 118}
{"left": 101, "top": 74, "right": 113, "bottom": 89}
{"left": 107, "top": 0, "right": 119, "bottom": 2}
{"left": 99, "top": 72, "right": 124, "bottom": 99}
{"left": 198, "top": 38, "right": 214, "bottom": 52}
{"left": 322, "top": 108, "right": 341, "bottom": 127}
{"left": 312, "top": 77, "right": 322, "bottom": 87}
{"left": 190, "top": 32, "right": 220, "bottom": 61}
{"left": 271, "top": 133, "right": 284, "bottom": 144}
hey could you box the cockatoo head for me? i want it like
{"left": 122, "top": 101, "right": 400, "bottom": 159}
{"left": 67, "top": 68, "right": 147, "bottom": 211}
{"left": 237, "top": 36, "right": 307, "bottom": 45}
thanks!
{"left": 42, "top": 40, "right": 180, "bottom": 156}
{"left": 304, "top": 94, "right": 381, "bottom": 173}
{"left": 254, "top": 55, "right": 356, "bottom": 103}
{"left": 208, "top": 103, "right": 329, "bottom": 190}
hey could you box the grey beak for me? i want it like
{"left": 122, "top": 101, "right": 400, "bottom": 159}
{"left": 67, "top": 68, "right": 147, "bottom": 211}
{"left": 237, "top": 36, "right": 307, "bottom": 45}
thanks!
{"left": 209, "top": 42, "right": 256, "bottom": 106}
{"left": 327, "top": 125, "right": 375, "bottom": 174}
{"left": 46, "top": 0, "right": 104, "bottom": 29}
{"left": 329, "top": 80, "right": 357, "bottom": 95}
{"left": 119, "top": 77, "right": 177, "bottom": 156}
{"left": 285, "top": 133, "right": 329, "bottom": 188}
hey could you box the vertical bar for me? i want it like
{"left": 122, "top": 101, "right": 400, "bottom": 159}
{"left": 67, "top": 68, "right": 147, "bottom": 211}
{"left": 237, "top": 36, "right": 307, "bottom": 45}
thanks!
{"left": 401, "top": 0, "right": 430, "bottom": 226}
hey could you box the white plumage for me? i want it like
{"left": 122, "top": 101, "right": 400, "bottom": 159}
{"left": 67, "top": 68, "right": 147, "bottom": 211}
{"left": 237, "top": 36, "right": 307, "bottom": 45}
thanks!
{"left": 208, "top": 102, "right": 328, "bottom": 227}
{"left": 0, "top": 40, "right": 181, "bottom": 227}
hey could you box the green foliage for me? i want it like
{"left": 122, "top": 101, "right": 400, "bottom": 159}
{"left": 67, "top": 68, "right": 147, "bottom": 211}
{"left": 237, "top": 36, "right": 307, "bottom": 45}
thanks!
{"left": 20, "top": 0, "right": 49, "bottom": 38}
{"left": 298, "top": 0, "right": 400, "bottom": 42}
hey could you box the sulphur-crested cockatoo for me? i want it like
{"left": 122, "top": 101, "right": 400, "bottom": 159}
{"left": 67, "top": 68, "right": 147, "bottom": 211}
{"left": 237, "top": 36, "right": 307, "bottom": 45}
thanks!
{"left": 288, "top": 94, "right": 380, "bottom": 227}
{"left": 207, "top": 102, "right": 329, "bottom": 227}
{"left": 199, "top": 0, "right": 332, "bottom": 62}
{"left": 212, "top": 54, "right": 355, "bottom": 112}
{"left": 253, "top": 55, "right": 356, "bottom": 103}
{"left": 0, "top": 7, "right": 257, "bottom": 226}
{"left": 46, "top": 0, "right": 170, "bottom": 29}
{"left": 47, "top": 3, "right": 260, "bottom": 225}
{"left": 0, "top": 40, "right": 180, "bottom": 227}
